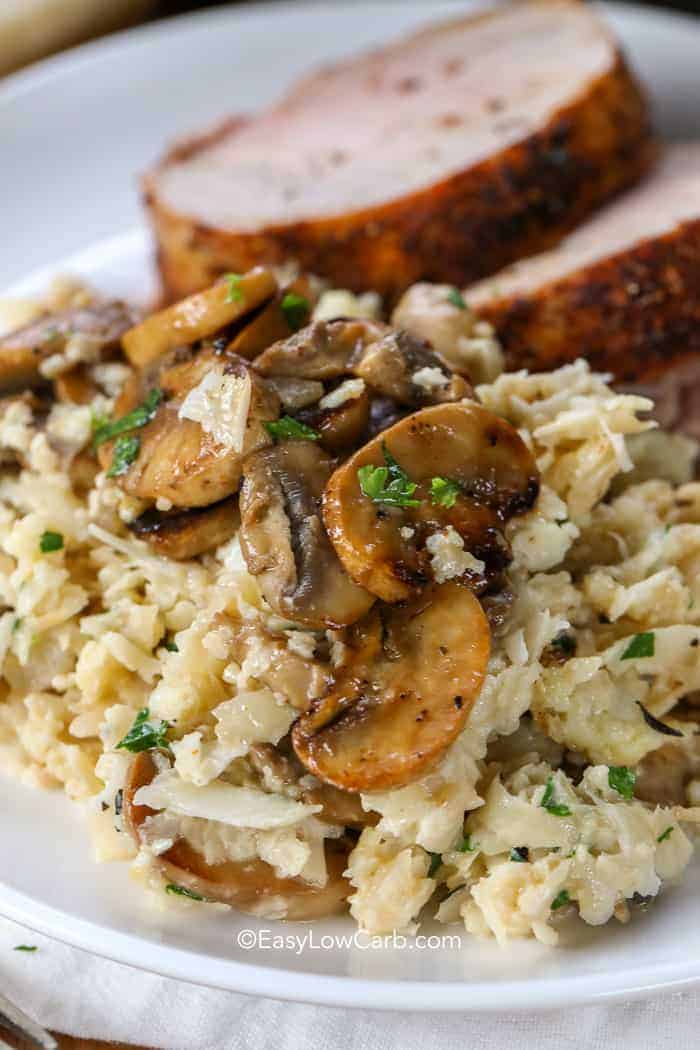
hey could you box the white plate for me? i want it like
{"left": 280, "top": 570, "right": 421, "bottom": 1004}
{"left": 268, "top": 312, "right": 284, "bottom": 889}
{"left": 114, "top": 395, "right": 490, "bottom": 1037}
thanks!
{"left": 2, "top": 0, "right": 700, "bottom": 1012}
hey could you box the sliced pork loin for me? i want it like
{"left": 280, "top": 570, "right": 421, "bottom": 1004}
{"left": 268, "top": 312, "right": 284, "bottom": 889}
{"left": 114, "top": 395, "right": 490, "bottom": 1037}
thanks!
{"left": 145, "top": 0, "right": 652, "bottom": 303}
{"left": 467, "top": 144, "right": 700, "bottom": 384}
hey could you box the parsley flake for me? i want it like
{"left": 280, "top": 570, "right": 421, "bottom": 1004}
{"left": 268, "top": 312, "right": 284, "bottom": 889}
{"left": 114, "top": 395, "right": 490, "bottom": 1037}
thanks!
{"left": 621, "top": 631, "right": 655, "bottom": 660}
{"left": 163, "top": 639, "right": 179, "bottom": 653}
{"left": 657, "top": 826, "right": 674, "bottom": 843}
{"left": 550, "top": 632, "right": 576, "bottom": 657}
{"left": 39, "top": 530, "right": 63, "bottom": 553}
{"left": 551, "top": 889, "right": 570, "bottom": 911}
{"left": 510, "top": 847, "right": 529, "bottom": 863}
{"left": 608, "top": 766, "right": 636, "bottom": 800}
{"left": 106, "top": 434, "right": 140, "bottom": 477}
{"left": 92, "top": 388, "right": 163, "bottom": 449}
{"left": 224, "top": 273, "right": 244, "bottom": 304}
{"left": 265, "top": 416, "right": 319, "bottom": 442}
{"left": 116, "top": 708, "right": 171, "bottom": 753}
{"left": 541, "top": 776, "right": 571, "bottom": 817}
{"left": 456, "top": 834, "right": 477, "bottom": 853}
{"left": 358, "top": 444, "right": 420, "bottom": 508}
{"left": 447, "top": 288, "right": 467, "bottom": 310}
{"left": 430, "top": 476, "right": 461, "bottom": 508}
{"left": 13, "top": 944, "right": 38, "bottom": 952}
{"left": 165, "top": 883, "right": 206, "bottom": 901}
{"left": 281, "top": 292, "right": 310, "bottom": 331}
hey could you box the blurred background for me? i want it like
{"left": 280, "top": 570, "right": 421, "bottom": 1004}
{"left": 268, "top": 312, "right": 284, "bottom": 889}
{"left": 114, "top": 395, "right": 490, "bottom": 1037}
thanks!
{"left": 2, "top": 0, "right": 699, "bottom": 80}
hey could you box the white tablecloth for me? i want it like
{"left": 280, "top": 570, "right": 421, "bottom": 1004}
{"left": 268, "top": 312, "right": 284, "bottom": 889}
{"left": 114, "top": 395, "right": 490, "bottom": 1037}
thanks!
{"left": 2, "top": 916, "right": 699, "bottom": 1050}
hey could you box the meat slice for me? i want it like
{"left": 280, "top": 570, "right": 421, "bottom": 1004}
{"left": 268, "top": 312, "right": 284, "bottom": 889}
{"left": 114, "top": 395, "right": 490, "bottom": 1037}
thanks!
{"left": 467, "top": 144, "right": 700, "bottom": 383}
{"left": 145, "top": 0, "right": 652, "bottom": 303}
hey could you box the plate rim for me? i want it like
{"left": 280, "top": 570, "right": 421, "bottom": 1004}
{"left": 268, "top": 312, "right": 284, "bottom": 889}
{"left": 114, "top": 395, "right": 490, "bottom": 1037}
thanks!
{"left": 3, "top": 0, "right": 700, "bottom": 1010}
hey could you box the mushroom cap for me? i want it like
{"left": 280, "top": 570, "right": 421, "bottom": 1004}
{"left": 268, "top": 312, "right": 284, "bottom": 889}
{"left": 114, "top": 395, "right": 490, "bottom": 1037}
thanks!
{"left": 292, "top": 581, "right": 491, "bottom": 792}
{"left": 254, "top": 318, "right": 384, "bottom": 380}
{"left": 239, "top": 440, "right": 375, "bottom": 629}
{"left": 98, "top": 347, "right": 279, "bottom": 508}
{"left": 123, "top": 752, "right": 350, "bottom": 920}
{"left": 129, "top": 497, "right": 238, "bottom": 560}
{"left": 322, "top": 400, "right": 539, "bottom": 602}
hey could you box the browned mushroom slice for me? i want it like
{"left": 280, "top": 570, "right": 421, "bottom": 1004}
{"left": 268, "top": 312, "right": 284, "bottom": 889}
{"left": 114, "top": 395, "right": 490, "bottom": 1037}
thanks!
{"left": 254, "top": 319, "right": 386, "bottom": 379}
{"left": 122, "top": 267, "right": 278, "bottom": 368}
{"left": 124, "top": 753, "right": 350, "bottom": 919}
{"left": 292, "top": 581, "right": 490, "bottom": 792}
{"left": 54, "top": 366, "right": 98, "bottom": 404}
{"left": 129, "top": 498, "right": 238, "bottom": 560}
{"left": 263, "top": 376, "right": 325, "bottom": 412}
{"left": 239, "top": 441, "right": 374, "bottom": 629}
{"left": 322, "top": 401, "right": 539, "bottom": 602}
{"left": 97, "top": 347, "right": 279, "bottom": 507}
{"left": 353, "top": 329, "right": 471, "bottom": 405}
{"left": 298, "top": 386, "right": 371, "bottom": 454}
{"left": 0, "top": 300, "right": 135, "bottom": 393}
{"left": 227, "top": 277, "right": 316, "bottom": 359}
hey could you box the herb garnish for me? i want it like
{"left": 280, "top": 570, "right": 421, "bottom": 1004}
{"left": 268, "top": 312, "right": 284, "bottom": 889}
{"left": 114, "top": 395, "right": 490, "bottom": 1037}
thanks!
{"left": 281, "top": 292, "right": 310, "bottom": 331}
{"left": 551, "top": 889, "right": 570, "bottom": 911}
{"left": 510, "top": 847, "right": 529, "bottom": 863}
{"left": 92, "top": 388, "right": 163, "bottom": 449}
{"left": 550, "top": 632, "right": 576, "bottom": 657}
{"left": 456, "top": 834, "right": 477, "bottom": 853}
{"left": 620, "top": 631, "right": 655, "bottom": 660}
{"left": 608, "top": 766, "right": 636, "bottom": 800}
{"left": 106, "top": 434, "right": 140, "bottom": 477}
{"left": 541, "top": 776, "right": 571, "bottom": 817}
{"left": 39, "top": 530, "right": 63, "bottom": 553}
{"left": 163, "top": 639, "right": 179, "bottom": 653}
{"left": 165, "top": 883, "right": 206, "bottom": 901}
{"left": 224, "top": 273, "right": 244, "bottom": 304}
{"left": 265, "top": 416, "right": 319, "bottom": 442}
{"left": 428, "top": 853, "right": 442, "bottom": 877}
{"left": 430, "top": 476, "right": 461, "bottom": 509}
{"left": 116, "top": 708, "right": 171, "bottom": 753}
{"left": 13, "top": 945, "right": 38, "bottom": 952}
{"left": 447, "top": 288, "right": 467, "bottom": 310}
{"left": 637, "top": 702, "right": 684, "bottom": 738}
{"left": 358, "top": 444, "right": 420, "bottom": 509}
{"left": 657, "top": 826, "right": 674, "bottom": 843}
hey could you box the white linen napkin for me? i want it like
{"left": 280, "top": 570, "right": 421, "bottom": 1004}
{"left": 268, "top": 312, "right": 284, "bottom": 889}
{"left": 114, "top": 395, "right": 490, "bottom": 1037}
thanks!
{"left": 2, "top": 915, "right": 699, "bottom": 1050}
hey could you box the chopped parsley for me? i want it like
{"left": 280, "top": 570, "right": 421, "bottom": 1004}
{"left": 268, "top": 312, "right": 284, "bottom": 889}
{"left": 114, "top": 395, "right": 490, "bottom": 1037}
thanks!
{"left": 510, "top": 846, "right": 529, "bottom": 863}
{"left": 11, "top": 617, "right": 21, "bottom": 633}
{"left": 456, "top": 834, "right": 477, "bottom": 853}
{"left": 551, "top": 889, "right": 570, "bottom": 911}
{"left": 165, "top": 883, "right": 206, "bottom": 902}
{"left": 13, "top": 945, "right": 38, "bottom": 952}
{"left": 550, "top": 632, "right": 576, "bottom": 657}
{"left": 447, "top": 288, "right": 467, "bottom": 310}
{"left": 428, "top": 853, "right": 442, "bottom": 877}
{"left": 39, "top": 530, "right": 63, "bottom": 553}
{"left": 224, "top": 273, "right": 244, "bottom": 304}
{"left": 265, "top": 416, "right": 319, "bottom": 442}
{"left": 620, "top": 631, "right": 655, "bottom": 660}
{"left": 608, "top": 765, "right": 636, "bottom": 800}
{"left": 163, "top": 639, "right": 179, "bottom": 653}
{"left": 116, "top": 707, "right": 171, "bottom": 753}
{"left": 358, "top": 443, "right": 420, "bottom": 509}
{"left": 281, "top": 292, "right": 310, "bottom": 331}
{"left": 92, "top": 388, "right": 163, "bottom": 449}
{"left": 657, "top": 826, "right": 674, "bottom": 843}
{"left": 541, "top": 776, "right": 571, "bottom": 817}
{"left": 106, "top": 433, "right": 140, "bottom": 477}
{"left": 430, "top": 476, "right": 461, "bottom": 509}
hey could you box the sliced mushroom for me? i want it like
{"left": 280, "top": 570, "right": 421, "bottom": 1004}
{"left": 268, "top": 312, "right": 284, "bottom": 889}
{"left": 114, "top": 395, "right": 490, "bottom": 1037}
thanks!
{"left": 124, "top": 752, "right": 350, "bottom": 919}
{"left": 292, "top": 581, "right": 491, "bottom": 792}
{"left": 239, "top": 441, "right": 374, "bottom": 628}
{"left": 54, "top": 366, "right": 98, "bottom": 404}
{"left": 98, "top": 347, "right": 279, "bottom": 507}
{"left": 0, "top": 300, "right": 135, "bottom": 393}
{"left": 122, "top": 267, "right": 278, "bottom": 368}
{"left": 230, "top": 623, "right": 332, "bottom": 712}
{"left": 255, "top": 319, "right": 471, "bottom": 408}
{"left": 129, "top": 498, "right": 238, "bottom": 560}
{"left": 227, "top": 277, "right": 316, "bottom": 359}
{"left": 263, "top": 376, "right": 325, "bottom": 412}
{"left": 298, "top": 386, "right": 371, "bottom": 454}
{"left": 322, "top": 401, "right": 539, "bottom": 602}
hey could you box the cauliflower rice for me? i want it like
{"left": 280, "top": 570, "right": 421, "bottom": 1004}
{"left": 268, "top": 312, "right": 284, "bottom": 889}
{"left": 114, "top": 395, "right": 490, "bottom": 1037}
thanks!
{"left": 1, "top": 279, "right": 700, "bottom": 947}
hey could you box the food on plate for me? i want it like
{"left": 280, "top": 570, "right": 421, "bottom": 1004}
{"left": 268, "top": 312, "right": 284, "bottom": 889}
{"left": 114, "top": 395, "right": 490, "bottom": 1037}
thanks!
{"left": 144, "top": 0, "right": 652, "bottom": 303}
{"left": 2, "top": 267, "right": 700, "bottom": 948}
{"left": 465, "top": 144, "right": 700, "bottom": 383}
